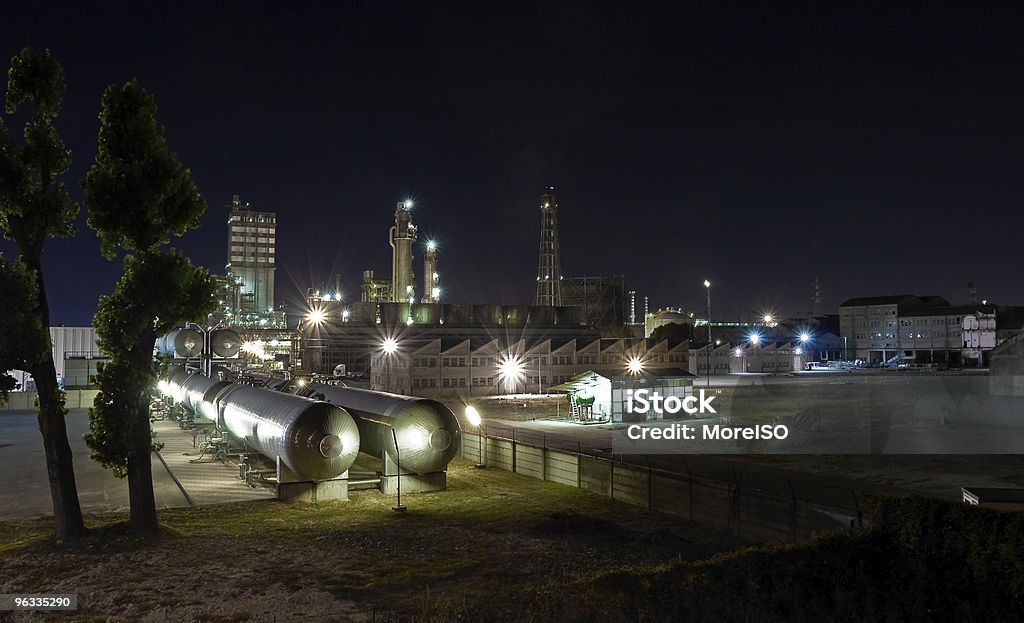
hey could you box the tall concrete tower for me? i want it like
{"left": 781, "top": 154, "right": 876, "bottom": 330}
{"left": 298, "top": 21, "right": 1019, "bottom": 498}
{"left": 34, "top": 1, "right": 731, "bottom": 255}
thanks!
{"left": 422, "top": 240, "right": 440, "bottom": 303}
{"left": 534, "top": 187, "right": 562, "bottom": 307}
{"left": 390, "top": 201, "right": 417, "bottom": 303}
{"left": 226, "top": 194, "right": 276, "bottom": 316}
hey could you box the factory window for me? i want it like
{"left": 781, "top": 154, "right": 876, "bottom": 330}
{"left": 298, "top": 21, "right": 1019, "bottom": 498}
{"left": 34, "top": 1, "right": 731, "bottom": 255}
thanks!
{"left": 458, "top": 357, "right": 466, "bottom": 367}
{"left": 257, "top": 257, "right": 266, "bottom": 262}
{"left": 443, "top": 378, "right": 450, "bottom": 387}
{"left": 428, "top": 357, "right": 437, "bottom": 367}
{"left": 459, "top": 378, "right": 466, "bottom": 387}
{"left": 472, "top": 358, "right": 479, "bottom": 366}
{"left": 540, "top": 357, "right": 547, "bottom": 365}
{"left": 413, "top": 379, "right": 421, "bottom": 388}
{"left": 268, "top": 257, "right": 275, "bottom": 264}
{"left": 442, "top": 358, "right": 450, "bottom": 367}
{"left": 428, "top": 379, "right": 436, "bottom": 387}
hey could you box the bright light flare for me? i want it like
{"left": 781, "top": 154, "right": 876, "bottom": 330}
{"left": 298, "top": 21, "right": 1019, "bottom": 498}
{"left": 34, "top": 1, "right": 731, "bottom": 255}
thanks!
{"left": 626, "top": 356, "right": 644, "bottom": 374}
{"left": 799, "top": 332, "right": 811, "bottom": 343}
{"left": 497, "top": 354, "right": 526, "bottom": 393}
{"left": 427, "top": 240, "right": 436, "bottom": 252}
{"left": 465, "top": 405, "right": 481, "bottom": 427}
{"left": 749, "top": 332, "right": 762, "bottom": 346}
{"left": 382, "top": 337, "right": 399, "bottom": 354}
{"left": 306, "top": 306, "right": 326, "bottom": 327}
{"left": 703, "top": 279, "right": 711, "bottom": 288}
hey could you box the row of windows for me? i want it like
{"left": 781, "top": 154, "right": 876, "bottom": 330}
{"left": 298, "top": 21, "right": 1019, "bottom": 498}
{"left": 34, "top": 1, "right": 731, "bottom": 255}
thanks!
{"left": 230, "top": 236, "right": 276, "bottom": 244}
{"left": 410, "top": 353, "right": 680, "bottom": 369}
{"left": 230, "top": 256, "right": 276, "bottom": 263}
{"left": 228, "top": 227, "right": 276, "bottom": 234}
{"left": 856, "top": 317, "right": 964, "bottom": 329}
{"left": 230, "top": 245, "right": 275, "bottom": 253}
{"left": 231, "top": 215, "right": 276, "bottom": 224}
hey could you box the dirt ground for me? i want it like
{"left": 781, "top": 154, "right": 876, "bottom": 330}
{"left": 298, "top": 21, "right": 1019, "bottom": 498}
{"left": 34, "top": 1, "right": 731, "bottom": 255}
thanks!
{"left": 0, "top": 459, "right": 744, "bottom": 623}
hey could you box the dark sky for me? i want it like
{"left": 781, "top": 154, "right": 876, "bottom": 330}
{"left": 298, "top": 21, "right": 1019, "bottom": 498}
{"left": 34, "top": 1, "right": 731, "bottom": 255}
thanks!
{"left": 2, "top": 1, "right": 1022, "bottom": 326}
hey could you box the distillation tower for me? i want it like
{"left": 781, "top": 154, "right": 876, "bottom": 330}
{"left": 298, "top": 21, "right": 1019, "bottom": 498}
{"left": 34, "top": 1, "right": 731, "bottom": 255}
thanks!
{"left": 422, "top": 241, "right": 440, "bottom": 303}
{"left": 390, "top": 201, "right": 418, "bottom": 304}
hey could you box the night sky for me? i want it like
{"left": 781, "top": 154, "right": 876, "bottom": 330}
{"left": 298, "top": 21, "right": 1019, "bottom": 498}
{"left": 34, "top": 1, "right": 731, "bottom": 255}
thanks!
{"left": 2, "top": 2, "right": 1022, "bottom": 327}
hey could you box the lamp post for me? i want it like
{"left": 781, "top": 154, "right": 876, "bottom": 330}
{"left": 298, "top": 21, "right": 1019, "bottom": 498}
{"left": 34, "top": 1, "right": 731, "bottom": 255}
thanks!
{"left": 703, "top": 280, "right": 711, "bottom": 386}
{"left": 799, "top": 332, "right": 811, "bottom": 370}
{"left": 465, "top": 405, "right": 485, "bottom": 468}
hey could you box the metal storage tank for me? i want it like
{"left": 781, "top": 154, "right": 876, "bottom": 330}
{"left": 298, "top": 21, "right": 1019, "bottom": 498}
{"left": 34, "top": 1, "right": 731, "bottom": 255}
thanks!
{"left": 209, "top": 329, "right": 242, "bottom": 358}
{"left": 177, "top": 372, "right": 230, "bottom": 421}
{"left": 155, "top": 329, "right": 204, "bottom": 359}
{"left": 212, "top": 384, "right": 360, "bottom": 480}
{"left": 301, "top": 383, "right": 461, "bottom": 474}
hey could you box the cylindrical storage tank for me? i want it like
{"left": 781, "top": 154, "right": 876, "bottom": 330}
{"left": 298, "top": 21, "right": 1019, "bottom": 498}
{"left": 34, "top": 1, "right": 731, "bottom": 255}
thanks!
{"left": 178, "top": 372, "right": 230, "bottom": 421}
{"left": 209, "top": 329, "right": 242, "bottom": 358}
{"left": 212, "top": 385, "right": 359, "bottom": 480}
{"left": 301, "top": 383, "right": 461, "bottom": 474}
{"left": 155, "top": 329, "right": 204, "bottom": 358}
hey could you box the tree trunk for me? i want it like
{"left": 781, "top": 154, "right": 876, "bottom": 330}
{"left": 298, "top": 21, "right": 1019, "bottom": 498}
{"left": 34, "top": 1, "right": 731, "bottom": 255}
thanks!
{"left": 26, "top": 248, "right": 85, "bottom": 542}
{"left": 126, "top": 344, "right": 159, "bottom": 535}
{"left": 127, "top": 406, "right": 158, "bottom": 535}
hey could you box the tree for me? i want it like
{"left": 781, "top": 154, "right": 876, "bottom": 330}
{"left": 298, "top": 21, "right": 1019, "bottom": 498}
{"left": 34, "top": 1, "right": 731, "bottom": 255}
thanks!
{"left": 0, "top": 48, "right": 85, "bottom": 541}
{"left": 82, "top": 80, "right": 214, "bottom": 535}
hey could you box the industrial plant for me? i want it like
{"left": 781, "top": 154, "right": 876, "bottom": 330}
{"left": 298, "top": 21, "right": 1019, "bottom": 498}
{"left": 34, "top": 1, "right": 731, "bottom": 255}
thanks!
{"left": 155, "top": 357, "right": 460, "bottom": 502}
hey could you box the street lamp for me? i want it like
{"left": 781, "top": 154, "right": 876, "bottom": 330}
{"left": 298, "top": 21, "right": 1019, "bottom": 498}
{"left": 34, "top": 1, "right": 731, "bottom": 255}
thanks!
{"left": 626, "top": 356, "right": 644, "bottom": 375}
{"left": 497, "top": 354, "right": 525, "bottom": 394}
{"left": 381, "top": 337, "right": 399, "bottom": 393}
{"left": 465, "top": 405, "right": 485, "bottom": 468}
{"left": 703, "top": 280, "right": 712, "bottom": 343}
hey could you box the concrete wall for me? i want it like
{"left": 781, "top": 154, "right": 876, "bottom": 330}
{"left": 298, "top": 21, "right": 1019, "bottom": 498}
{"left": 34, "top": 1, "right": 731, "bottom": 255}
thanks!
{"left": 1, "top": 389, "right": 100, "bottom": 411}
{"left": 462, "top": 432, "right": 864, "bottom": 543}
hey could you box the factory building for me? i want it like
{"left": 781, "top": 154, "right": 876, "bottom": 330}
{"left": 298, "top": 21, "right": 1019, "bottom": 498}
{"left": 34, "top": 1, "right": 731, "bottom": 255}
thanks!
{"left": 369, "top": 333, "right": 690, "bottom": 399}
{"left": 839, "top": 295, "right": 1024, "bottom": 365}
{"left": 225, "top": 195, "right": 279, "bottom": 324}
{"left": 8, "top": 327, "right": 107, "bottom": 391}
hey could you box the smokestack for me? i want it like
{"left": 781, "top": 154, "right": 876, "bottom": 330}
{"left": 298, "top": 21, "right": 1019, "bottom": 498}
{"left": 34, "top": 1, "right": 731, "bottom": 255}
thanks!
{"left": 644, "top": 296, "right": 649, "bottom": 319}
{"left": 390, "top": 201, "right": 417, "bottom": 303}
{"left": 422, "top": 241, "right": 439, "bottom": 303}
{"left": 629, "top": 290, "right": 636, "bottom": 324}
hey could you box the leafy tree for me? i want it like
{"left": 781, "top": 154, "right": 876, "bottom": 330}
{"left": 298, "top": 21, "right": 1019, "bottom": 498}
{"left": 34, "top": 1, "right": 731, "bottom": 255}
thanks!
{"left": 83, "top": 80, "right": 214, "bottom": 534}
{"left": 0, "top": 48, "right": 85, "bottom": 541}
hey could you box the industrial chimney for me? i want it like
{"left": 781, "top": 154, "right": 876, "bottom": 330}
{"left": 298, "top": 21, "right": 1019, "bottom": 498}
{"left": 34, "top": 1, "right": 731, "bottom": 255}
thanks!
{"left": 390, "top": 201, "right": 417, "bottom": 304}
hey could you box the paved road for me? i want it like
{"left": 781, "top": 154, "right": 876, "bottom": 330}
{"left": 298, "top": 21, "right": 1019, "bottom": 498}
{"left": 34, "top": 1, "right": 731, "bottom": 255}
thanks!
{"left": 0, "top": 406, "right": 276, "bottom": 521}
{"left": 0, "top": 409, "right": 189, "bottom": 520}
